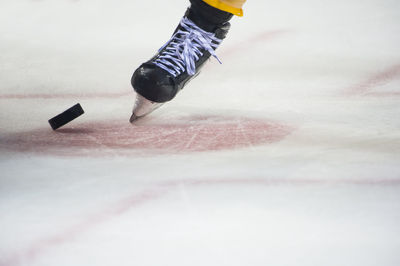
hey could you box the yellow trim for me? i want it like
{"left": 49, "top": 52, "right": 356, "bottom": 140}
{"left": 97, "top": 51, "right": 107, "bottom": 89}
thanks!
{"left": 202, "top": 0, "right": 244, "bottom": 16}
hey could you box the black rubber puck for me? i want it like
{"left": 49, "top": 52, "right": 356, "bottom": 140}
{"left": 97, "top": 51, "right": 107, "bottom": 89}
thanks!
{"left": 49, "top": 103, "right": 84, "bottom": 130}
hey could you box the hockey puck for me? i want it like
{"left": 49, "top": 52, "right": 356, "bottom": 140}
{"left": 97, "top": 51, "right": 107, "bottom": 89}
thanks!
{"left": 48, "top": 103, "right": 84, "bottom": 130}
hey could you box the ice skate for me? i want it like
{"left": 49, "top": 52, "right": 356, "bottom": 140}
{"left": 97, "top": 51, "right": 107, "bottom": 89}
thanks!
{"left": 130, "top": 2, "right": 232, "bottom": 122}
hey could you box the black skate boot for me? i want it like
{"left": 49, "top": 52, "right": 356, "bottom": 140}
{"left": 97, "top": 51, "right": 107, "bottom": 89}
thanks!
{"left": 130, "top": 0, "right": 233, "bottom": 122}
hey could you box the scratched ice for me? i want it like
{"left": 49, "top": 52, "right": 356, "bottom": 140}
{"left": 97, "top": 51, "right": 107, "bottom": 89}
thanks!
{"left": 0, "top": 1, "right": 400, "bottom": 266}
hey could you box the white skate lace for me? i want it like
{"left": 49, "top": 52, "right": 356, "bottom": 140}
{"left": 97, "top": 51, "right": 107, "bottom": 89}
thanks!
{"left": 153, "top": 17, "right": 223, "bottom": 77}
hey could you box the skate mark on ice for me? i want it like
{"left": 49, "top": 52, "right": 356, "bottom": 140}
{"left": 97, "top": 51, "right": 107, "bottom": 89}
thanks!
{"left": 237, "top": 119, "right": 256, "bottom": 150}
{"left": 0, "top": 115, "right": 294, "bottom": 156}
{"left": 184, "top": 124, "right": 206, "bottom": 150}
{"left": 1, "top": 177, "right": 399, "bottom": 266}
{"left": 345, "top": 63, "right": 400, "bottom": 97}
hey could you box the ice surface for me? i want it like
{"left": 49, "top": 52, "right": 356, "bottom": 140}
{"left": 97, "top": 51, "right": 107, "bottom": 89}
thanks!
{"left": 1, "top": 0, "right": 400, "bottom": 266}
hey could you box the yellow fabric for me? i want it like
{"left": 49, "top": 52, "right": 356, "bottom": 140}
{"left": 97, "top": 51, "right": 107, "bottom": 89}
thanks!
{"left": 202, "top": 0, "right": 246, "bottom": 16}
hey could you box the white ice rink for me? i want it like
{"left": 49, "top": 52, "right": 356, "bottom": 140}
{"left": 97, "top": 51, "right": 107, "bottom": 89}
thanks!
{"left": 1, "top": 0, "right": 400, "bottom": 265}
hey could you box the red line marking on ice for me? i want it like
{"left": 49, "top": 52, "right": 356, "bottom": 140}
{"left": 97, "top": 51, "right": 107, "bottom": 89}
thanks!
{"left": 1, "top": 177, "right": 399, "bottom": 266}
{"left": 346, "top": 64, "right": 400, "bottom": 96}
{"left": 0, "top": 115, "right": 294, "bottom": 156}
{"left": 0, "top": 187, "right": 169, "bottom": 266}
{"left": 0, "top": 91, "right": 130, "bottom": 100}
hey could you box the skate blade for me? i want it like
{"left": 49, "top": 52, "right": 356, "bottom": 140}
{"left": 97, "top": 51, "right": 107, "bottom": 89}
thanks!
{"left": 130, "top": 93, "right": 163, "bottom": 123}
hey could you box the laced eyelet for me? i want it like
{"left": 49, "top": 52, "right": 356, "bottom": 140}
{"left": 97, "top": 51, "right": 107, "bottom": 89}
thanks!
{"left": 153, "top": 17, "right": 223, "bottom": 77}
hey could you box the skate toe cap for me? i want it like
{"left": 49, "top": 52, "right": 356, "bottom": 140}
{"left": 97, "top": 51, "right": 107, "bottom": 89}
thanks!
{"left": 131, "top": 64, "right": 177, "bottom": 103}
